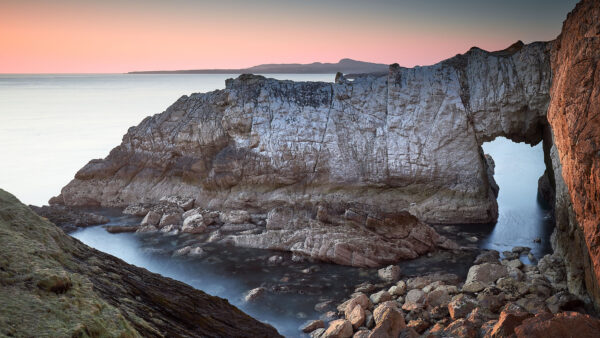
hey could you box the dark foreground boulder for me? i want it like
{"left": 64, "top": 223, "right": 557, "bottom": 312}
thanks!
{"left": 0, "top": 189, "right": 281, "bottom": 337}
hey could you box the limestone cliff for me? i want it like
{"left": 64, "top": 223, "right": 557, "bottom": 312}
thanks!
{"left": 52, "top": 41, "right": 551, "bottom": 226}
{"left": 0, "top": 189, "right": 281, "bottom": 337}
{"left": 547, "top": 0, "right": 600, "bottom": 308}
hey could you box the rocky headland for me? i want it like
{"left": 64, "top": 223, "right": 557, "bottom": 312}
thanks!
{"left": 28, "top": 0, "right": 600, "bottom": 336}
{"left": 0, "top": 189, "right": 281, "bottom": 337}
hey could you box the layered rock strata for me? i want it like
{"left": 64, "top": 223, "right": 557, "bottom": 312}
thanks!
{"left": 546, "top": 0, "right": 600, "bottom": 308}
{"left": 52, "top": 40, "right": 551, "bottom": 226}
{"left": 0, "top": 189, "right": 281, "bottom": 337}
{"left": 129, "top": 198, "right": 457, "bottom": 267}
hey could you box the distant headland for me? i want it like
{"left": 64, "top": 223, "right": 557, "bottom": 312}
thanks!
{"left": 127, "top": 58, "right": 389, "bottom": 74}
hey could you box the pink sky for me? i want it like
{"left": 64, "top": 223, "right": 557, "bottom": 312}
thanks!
{"left": 0, "top": 0, "right": 576, "bottom": 73}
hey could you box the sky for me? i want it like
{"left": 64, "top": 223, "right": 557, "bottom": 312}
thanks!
{"left": 0, "top": 0, "right": 579, "bottom": 73}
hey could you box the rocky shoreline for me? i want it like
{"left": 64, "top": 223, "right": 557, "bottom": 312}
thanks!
{"left": 110, "top": 197, "right": 458, "bottom": 268}
{"left": 301, "top": 248, "right": 599, "bottom": 337}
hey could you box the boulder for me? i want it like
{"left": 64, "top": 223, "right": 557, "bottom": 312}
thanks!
{"left": 159, "top": 212, "right": 182, "bottom": 227}
{"left": 244, "top": 287, "right": 266, "bottom": 303}
{"left": 489, "top": 310, "right": 533, "bottom": 337}
{"left": 377, "top": 265, "right": 401, "bottom": 282}
{"left": 301, "top": 320, "right": 325, "bottom": 333}
{"left": 369, "top": 291, "right": 392, "bottom": 305}
{"left": 465, "top": 263, "right": 509, "bottom": 285}
{"left": 515, "top": 311, "right": 600, "bottom": 338}
{"left": 369, "top": 307, "right": 405, "bottom": 338}
{"left": 448, "top": 294, "right": 476, "bottom": 320}
{"left": 181, "top": 214, "right": 207, "bottom": 233}
{"left": 323, "top": 319, "right": 353, "bottom": 338}
{"left": 141, "top": 210, "right": 161, "bottom": 226}
{"left": 347, "top": 304, "right": 365, "bottom": 329}
{"left": 402, "top": 289, "right": 425, "bottom": 311}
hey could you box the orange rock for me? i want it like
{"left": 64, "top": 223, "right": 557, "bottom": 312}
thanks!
{"left": 515, "top": 311, "right": 600, "bottom": 338}
{"left": 547, "top": 0, "right": 600, "bottom": 306}
{"left": 489, "top": 310, "right": 533, "bottom": 337}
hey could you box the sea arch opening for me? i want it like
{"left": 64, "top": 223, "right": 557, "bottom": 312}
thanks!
{"left": 478, "top": 136, "right": 555, "bottom": 261}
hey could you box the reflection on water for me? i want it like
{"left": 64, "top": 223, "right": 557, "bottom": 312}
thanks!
{"left": 480, "top": 137, "right": 554, "bottom": 259}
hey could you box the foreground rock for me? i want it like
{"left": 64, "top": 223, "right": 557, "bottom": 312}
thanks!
{"left": 546, "top": 0, "right": 600, "bottom": 308}
{"left": 29, "top": 204, "right": 109, "bottom": 233}
{"left": 0, "top": 189, "right": 281, "bottom": 337}
{"left": 304, "top": 246, "right": 598, "bottom": 338}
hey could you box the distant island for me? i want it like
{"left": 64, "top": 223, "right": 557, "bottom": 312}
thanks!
{"left": 127, "top": 58, "right": 389, "bottom": 75}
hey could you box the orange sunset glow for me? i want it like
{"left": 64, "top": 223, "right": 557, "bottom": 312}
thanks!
{"left": 1, "top": 0, "right": 578, "bottom": 73}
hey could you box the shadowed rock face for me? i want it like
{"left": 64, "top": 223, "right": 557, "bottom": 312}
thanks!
{"left": 547, "top": 0, "right": 600, "bottom": 308}
{"left": 52, "top": 41, "right": 551, "bottom": 225}
{"left": 0, "top": 189, "right": 281, "bottom": 337}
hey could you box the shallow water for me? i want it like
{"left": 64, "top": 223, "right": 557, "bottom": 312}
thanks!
{"left": 71, "top": 209, "right": 477, "bottom": 336}
{"left": 2, "top": 74, "right": 555, "bottom": 336}
{"left": 481, "top": 137, "right": 554, "bottom": 260}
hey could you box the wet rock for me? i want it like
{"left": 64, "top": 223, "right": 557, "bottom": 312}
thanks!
{"left": 323, "top": 319, "right": 353, "bottom": 338}
{"left": 502, "top": 251, "right": 519, "bottom": 260}
{"left": 244, "top": 287, "right": 266, "bottom": 302}
{"left": 448, "top": 294, "right": 476, "bottom": 320}
{"left": 512, "top": 246, "right": 531, "bottom": 254}
{"left": 515, "top": 311, "right": 600, "bottom": 338}
{"left": 377, "top": 265, "right": 401, "bottom": 282}
{"left": 104, "top": 225, "right": 138, "bottom": 233}
{"left": 301, "top": 320, "right": 325, "bottom": 333}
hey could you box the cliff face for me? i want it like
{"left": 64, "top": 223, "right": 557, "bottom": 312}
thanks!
{"left": 547, "top": 0, "right": 600, "bottom": 307}
{"left": 0, "top": 189, "right": 281, "bottom": 337}
{"left": 53, "top": 42, "right": 550, "bottom": 225}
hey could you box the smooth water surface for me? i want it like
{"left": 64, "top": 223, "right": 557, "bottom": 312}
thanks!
{"left": 0, "top": 73, "right": 333, "bottom": 206}
{"left": 481, "top": 137, "right": 554, "bottom": 258}
{"left": 2, "top": 74, "right": 555, "bottom": 336}
{"left": 71, "top": 210, "right": 477, "bottom": 337}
